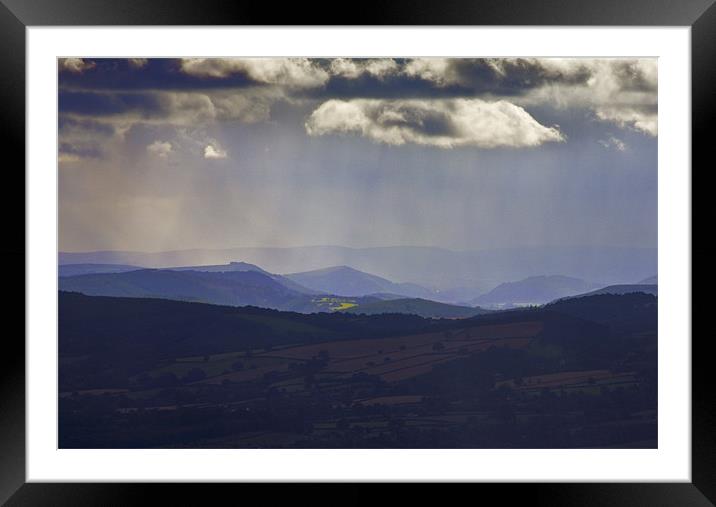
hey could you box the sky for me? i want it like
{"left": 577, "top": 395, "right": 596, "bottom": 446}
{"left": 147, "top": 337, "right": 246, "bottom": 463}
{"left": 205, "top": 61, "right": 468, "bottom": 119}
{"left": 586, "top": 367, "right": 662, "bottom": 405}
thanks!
{"left": 58, "top": 58, "right": 657, "bottom": 253}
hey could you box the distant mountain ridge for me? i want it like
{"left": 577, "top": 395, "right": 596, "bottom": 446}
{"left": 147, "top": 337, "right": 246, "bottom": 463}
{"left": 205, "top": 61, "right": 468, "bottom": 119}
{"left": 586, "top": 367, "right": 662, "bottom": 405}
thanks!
{"left": 57, "top": 268, "right": 449, "bottom": 316}
{"left": 285, "top": 265, "right": 436, "bottom": 299}
{"left": 59, "top": 245, "right": 658, "bottom": 295}
{"left": 470, "top": 275, "right": 601, "bottom": 309}
{"left": 167, "top": 261, "right": 271, "bottom": 275}
{"left": 59, "top": 269, "right": 301, "bottom": 309}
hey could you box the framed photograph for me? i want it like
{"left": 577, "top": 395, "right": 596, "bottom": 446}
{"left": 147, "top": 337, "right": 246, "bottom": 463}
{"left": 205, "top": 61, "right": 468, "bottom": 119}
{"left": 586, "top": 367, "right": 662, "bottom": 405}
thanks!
{"left": 4, "top": 0, "right": 711, "bottom": 503}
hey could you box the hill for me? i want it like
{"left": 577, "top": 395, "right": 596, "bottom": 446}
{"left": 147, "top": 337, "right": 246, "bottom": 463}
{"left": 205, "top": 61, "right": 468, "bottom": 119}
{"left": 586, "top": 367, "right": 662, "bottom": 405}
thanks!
{"left": 569, "top": 284, "right": 658, "bottom": 299}
{"left": 165, "top": 261, "right": 271, "bottom": 275}
{"left": 58, "top": 269, "right": 329, "bottom": 312}
{"left": 58, "top": 245, "right": 658, "bottom": 296}
{"left": 59, "top": 291, "right": 656, "bottom": 449}
{"left": 58, "top": 291, "right": 439, "bottom": 360}
{"left": 342, "top": 298, "right": 491, "bottom": 319}
{"left": 285, "top": 265, "right": 435, "bottom": 299}
{"left": 546, "top": 292, "right": 657, "bottom": 334}
{"left": 639, "top": 275, "right": 658, "bottom": 284}
{"left": 470, "top": 275, "right": 600, "bottom": 309}
{"left": 162, "top": 261, "right": 318, "bottom": 295}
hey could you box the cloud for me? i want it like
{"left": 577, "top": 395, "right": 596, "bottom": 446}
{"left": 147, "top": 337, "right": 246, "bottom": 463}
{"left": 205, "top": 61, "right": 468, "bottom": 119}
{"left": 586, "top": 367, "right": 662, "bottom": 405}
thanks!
{"left": 329, "top": 58, "right": 400, "bottom": 80}
{"left": 325, "top": 58, "right": 657, "bottom": 137}
{"left": 128, "top": 58, "right": 148, "bottom": 69}
{"left": 180, "top": 58, "right": 329, "bottom": 88}
{"left": 58, "top": 117, "right": 117, "bottom": 163}
{"left": 598, "top": 136, "right": 627, "bottom": 151}
{"left": 60, "top": 89, "right": 274, "bottom": 126}
{"left": 147, "top": 140, "right": 172, "bottom": 158}
{"left": 593, "top": 105, "right": 657, "bottom": 137}
{"left": 59, "top": 58, "right": 96, "bottom": 74}
{"left": 404, "top": 58, "right": 592, "bottom": 92}
{"left": 204, "top": 143, "right": 227, "bottom": 159}
{"left": 305, "top": 98, "right": 564, "bottom": 149}
{"left": 517, "top": 59, "right": 657, "bottom": 136}
{"left": 58, "top": 58, "right": 657, "bottom": 149}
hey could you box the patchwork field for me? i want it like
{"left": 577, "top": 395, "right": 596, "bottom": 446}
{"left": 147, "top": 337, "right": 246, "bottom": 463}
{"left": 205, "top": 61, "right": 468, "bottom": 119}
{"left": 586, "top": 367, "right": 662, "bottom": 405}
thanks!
{"left": 142, "top": 320, "right": 543, "bottom": 387}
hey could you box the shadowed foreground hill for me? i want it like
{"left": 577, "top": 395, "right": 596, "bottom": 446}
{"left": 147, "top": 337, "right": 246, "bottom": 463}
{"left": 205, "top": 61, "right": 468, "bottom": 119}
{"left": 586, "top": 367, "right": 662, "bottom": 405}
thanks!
{"left": 59, "top": 291, "right": 656, "bottom": 449}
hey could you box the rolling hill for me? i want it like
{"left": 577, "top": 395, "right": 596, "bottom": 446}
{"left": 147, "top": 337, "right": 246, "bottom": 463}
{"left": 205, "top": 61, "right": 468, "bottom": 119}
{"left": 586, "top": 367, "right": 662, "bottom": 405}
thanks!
{"left": 470, "top": 275, "right": 601, "bottom": 309}
{"left": 162, "top": 261, "right": 318, "bottom": 295}
{"left": 342, "top": 298, "right": 491, "bottom": 319}
{"left": 58, "top": 269, "right": 453, "bottom": 315}
{"left": 568, "top": 284, "right": 658, "bottom": 298}
{"left": 58, "top": 245, "right": 658, "bottom": 295}
{"left": 59, "top": 291, "right": 656, "bottom": 449}
{"left": 165, "top": 261, "right": 271, "bottom": 275}
{"left": 58, "top": 269, "right": 328, "bottom": 312}
{"left": 285, "top": 265, "right": 436, "bottom": 299}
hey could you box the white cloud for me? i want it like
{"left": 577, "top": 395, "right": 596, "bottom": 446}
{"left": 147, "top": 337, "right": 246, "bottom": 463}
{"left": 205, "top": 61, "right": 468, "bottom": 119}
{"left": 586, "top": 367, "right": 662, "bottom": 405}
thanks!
{"left": 598, "top": 136, "right": 627, "bottom": 151}
{"left": 59, "top": 58, "right": 96, "bottom": 73}
{"left": 128, "top": 58, "right": 148, "bottom": 69}
{"left": 403, "top": 58, "right": 453, "bottom": 85}
{"left": 61, "top": 58, "right": 658, "bottom": 147}
{"left": 146, "top": 140, "right": 172, "bottom": 158}
{"left": 594, "top": 106, "right": 657, "bottom": 137}
{"left": 329, "top": 58, "right": 400, "bottom": 80}
{"left": 404, "top": 58, "right": 657, "bottom": 137}
{"left": 204, "top": 144, "right": 228, "bottom": 159}
{"left": 518, "top": 59, "right": 657, "bottom": 136}
{"left": 305, "top": 98, "right": 564, "bottom": 149}
{"left": 180, "top": 58, "right": 329, "bottom": 88}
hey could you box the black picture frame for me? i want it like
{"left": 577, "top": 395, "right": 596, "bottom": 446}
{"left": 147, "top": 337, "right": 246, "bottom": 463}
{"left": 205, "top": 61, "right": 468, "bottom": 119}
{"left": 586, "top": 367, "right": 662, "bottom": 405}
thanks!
{"left": 1, "top": 0, "right": 711, "bottom": 503}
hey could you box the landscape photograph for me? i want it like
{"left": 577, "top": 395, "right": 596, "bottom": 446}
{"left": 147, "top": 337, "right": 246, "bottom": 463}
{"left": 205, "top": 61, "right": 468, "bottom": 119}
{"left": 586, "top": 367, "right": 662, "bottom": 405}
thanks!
{"left": 58, "top": 57, "right": 657, "bottom": 449}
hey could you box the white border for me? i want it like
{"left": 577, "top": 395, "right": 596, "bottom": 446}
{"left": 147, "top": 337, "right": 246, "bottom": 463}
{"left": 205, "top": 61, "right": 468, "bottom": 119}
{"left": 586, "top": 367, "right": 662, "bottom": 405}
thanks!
{"left": 27, "top": 27, "right": 691, "bottom": 482}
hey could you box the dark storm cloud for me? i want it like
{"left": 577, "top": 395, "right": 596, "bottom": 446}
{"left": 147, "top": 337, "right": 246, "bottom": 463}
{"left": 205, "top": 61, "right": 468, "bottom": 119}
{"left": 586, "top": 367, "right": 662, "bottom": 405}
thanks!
{"left": 610, "top": 60, "right": 658, "bottom": 92}
{"left": 59, "top": 58, "right": 260, "bottom": 91}
{"left": 446, "top": 58, "right": 593, "bottom": 95}
{"left": 59, "top": 116, "right": 115, "bottom": 136}
{"left": 60, "top": 58, "right": 595, "bottom": 99}
{"left": 288, "top": 58, "right": 594, "bottom": 100}
{"left": 59, "top": 89, "right": 164, "bottom": 117}
{"left": 58, "top": 116, "right": 118, "bottom": 161}
{"left": 57, "top": 57, "right": 657, "bottom": 161}
{"left": 59, "top": 142, "right": 103, "bottom": 159}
